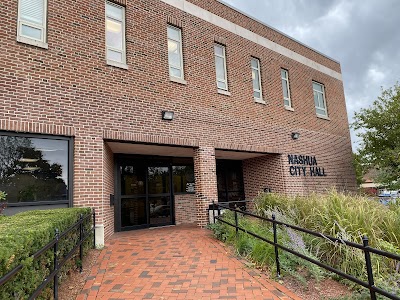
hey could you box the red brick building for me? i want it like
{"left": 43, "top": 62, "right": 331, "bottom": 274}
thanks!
{"left": 0, "top": 0, "right": 356, "bottom": 245}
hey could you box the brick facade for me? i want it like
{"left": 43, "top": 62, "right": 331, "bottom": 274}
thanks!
{"left": 174, "top": 194, "right": 197, "bottom": 224}
{"left": 0, "top": 0, "right": 356, "bottom": 244}
{"left": 243, "top": 154, "right": 286, "bottom": 199}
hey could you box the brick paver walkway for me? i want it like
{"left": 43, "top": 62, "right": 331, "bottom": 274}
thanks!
{"left": 78, "top": 225, "right": 302, "bottom": 300}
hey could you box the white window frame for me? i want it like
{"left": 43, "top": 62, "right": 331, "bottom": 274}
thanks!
{"left": 105, "top": 1, "right": 127, "bottom": 69}
{"left": 251, "top": 58, "right": 263, "bottom": 103}
{"left": 17, "top": 0, "right": 48, "bottom": 49}
{"left": 313, "top": 81, "right": 328, "bottom": 117}
{"left": 167, "top": 25, "right": 185, "bottom": 83}
{"left": 281, "top": 69, "right": 292, "bottom": 109}
{"left": 214, "top": 44, "right": 229, "bottom": 92}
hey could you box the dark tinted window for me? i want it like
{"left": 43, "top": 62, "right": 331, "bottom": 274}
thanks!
{"left": 217, "top": 160, "right": 245, "bottom": 203}
{"left": 0, "top": 134, "right": 69, "bottom": 204}
{"left": 173, "top": 165, "right": 195, "bottom": 193}
{"left": 121, "top": 164, "right": 146, "bottom": 195}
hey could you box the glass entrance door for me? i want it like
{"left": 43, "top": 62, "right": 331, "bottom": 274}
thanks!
{"left": 148, "top": 166, "right": 172, "bottom": 226}
{"left": 119, "top": 161, "right": 173, "bottom": 230}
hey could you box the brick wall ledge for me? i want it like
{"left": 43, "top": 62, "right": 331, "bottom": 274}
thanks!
{"left": 0, "top": 119, "right": 75, "bottom": 136}
{"left": 103, "top": 130, "right": 199, "bottom": 148}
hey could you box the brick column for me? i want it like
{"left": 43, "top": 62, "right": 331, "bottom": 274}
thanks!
{"left": 73, "top": 133, "right": 105, "bottom": 247}
{"left": 193, "top": 146, "right": 218, "bottom": 227}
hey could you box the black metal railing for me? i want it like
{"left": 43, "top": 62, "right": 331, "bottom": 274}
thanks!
{"left": 210, "top": 200, "right": 400, "bottom": 300}
{"left": 0, "top": 210, "right": 96, "bottom": 300}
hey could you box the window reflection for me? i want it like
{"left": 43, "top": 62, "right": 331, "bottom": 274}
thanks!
{"left": 216, "top": 160, "right": 245, "bottom": 204}
{"left": 148, "top": 167, "right": 170, "bottom": 194}
{"left": 173, "top": 165, "right": 194, "bottom": 193}
{"left": 0, "top": 135, "right": 69, "bottom": 203}
{"left": 121, "top": 164, "right": 146, "bottom": 195}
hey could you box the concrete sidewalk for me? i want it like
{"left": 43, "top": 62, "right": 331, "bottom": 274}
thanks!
{"left": 77, "top": 225, "right": 302, "bottom": 300}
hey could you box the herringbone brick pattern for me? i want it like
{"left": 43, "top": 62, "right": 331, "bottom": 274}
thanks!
{"left": 77, "top": 225, "right": 302, "bottom": 300}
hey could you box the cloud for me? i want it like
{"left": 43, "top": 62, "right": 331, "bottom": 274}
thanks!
{"left": 367, "top": 68, "right": 386, "bottom": 83}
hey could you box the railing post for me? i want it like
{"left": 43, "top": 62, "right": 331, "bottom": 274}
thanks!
{"left": 53, "top": 229, "right": 59, "bottom": 300}
{"left": 272, "top": 214, "right": 281, "bottom": 278}
{"left": 79, "top": 214, "right": 83, "bottom": 273}
{"left": 362, "top": 236, "right": 377, "bottom": 300}
{"left": 212, "top": 201, "right": 216, "bottom": 224}
{"left": 93, "top": 209, "right": 96, "bottom": 249}
{"left": 234, "top": 204, "right": 238, "bottom": 237}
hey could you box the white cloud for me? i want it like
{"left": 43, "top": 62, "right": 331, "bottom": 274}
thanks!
{"left": 322, "top": 0, "right": 354, "bottom": 25}
{"left": 367, "top": 68, "right": 386, "bottom": 83}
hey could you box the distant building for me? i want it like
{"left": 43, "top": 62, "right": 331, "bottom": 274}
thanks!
{"left": 0, "top": 0, "right": 356, "bottom": 245}
{"left": 360, "top": 169, "right": 380, "bottom": 195}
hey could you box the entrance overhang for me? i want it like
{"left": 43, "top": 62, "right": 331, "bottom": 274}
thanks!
{"left": 107, "top": 142, "right": 276, "bottom": 160}
{"left": 107, "top": 141, "right": 194, "bottom": 157}
{"left": 215, "top": 149, "right": 270, "bottom": 160}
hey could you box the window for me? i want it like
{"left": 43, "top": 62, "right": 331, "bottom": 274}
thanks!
{"left": 217, "top": 160, "right": 245, "bottom": 206}
{"left": 281, "top": 69, "right": 292, "bottom": 108}
{"left": 214, "top": 44, "right": 228, "bottom": 91}
{"left": 251, "top": 58, "right": 263, "bottom": 101}
{"left": 0, "top": 133, "right": 71, "bottom": 205}
{"left": 167, "top": 25, "right": 184, "bottom": 80}
{"left": 313, "top": 82, "right": 328, "bottom": 117}
{"left": 172, "top": 165, "right": 195, "bottom": 193}
{"left": 106, "top": 2, "right": 126, "bottom": 66}
{"left": 17, "top": 0, "right": 47, "bottom": 47}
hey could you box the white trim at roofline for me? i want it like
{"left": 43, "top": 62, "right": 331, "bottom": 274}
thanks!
{"left": 160, "top": 0, "right": 343, "bottom": 81}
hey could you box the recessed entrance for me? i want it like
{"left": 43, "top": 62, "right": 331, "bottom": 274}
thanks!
{"left": 118, "top": 160, "right": 173, "bottom": 230}
{"left": 115, "top": 155, "right": 194, "bottom": 231}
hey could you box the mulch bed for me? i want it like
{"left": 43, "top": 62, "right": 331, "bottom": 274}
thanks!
{"left": 58, "top": 249, "right": 101, "bottom": 300}
{"left": 282, "top": 276, "right": 352, "bottom": 300}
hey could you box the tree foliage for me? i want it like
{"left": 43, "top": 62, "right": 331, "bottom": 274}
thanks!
{"left": 352, "top": 152, "right": 365, "bottom": 186}
{"left": 352, "top": 83, "right": 400, "bottom": 189}
{"left": 0, "top": 136, "right": 67, "bottom": 203}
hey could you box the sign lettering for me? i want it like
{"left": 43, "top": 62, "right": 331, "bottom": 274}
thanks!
{"left": 287, "top": 154, "right": 327, "bottom": 177}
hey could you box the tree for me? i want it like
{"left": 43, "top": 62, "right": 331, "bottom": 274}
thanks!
{"left": 352, "top": 83, "right": 400, "bottom": 189}
{"left": 352, "top": 152, "right": 365, "bottom": 186}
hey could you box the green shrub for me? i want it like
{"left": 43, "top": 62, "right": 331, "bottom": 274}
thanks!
{"left": 0, "top": 207, "right": 93, "bottom": 299}
{"left": 209, "top": 191, "right": 400, "bottom": 297}
{"left": 255, "top": 190, "right": 400, "bottom": 248}
{"left": 0, "top": 191, "right": 6, "bottom": 215}
{"left": 209, "top": 210, "right": 325, "bottom": 282}
{"left": 254, "top": 190, "right": 400, "bottom": 297}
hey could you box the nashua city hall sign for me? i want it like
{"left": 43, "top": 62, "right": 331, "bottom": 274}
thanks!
{"left": 288, "top": 154, "right": 327, "bottom": 177}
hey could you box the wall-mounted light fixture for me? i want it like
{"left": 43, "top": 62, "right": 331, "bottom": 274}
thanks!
{"left": 291, "top": 132, "right": 300, "bottom": 140}
{"left": 162, "top": 111, "right": 174, "bottom": 121}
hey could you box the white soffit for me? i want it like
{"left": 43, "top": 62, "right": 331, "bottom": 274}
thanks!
{"left": 215, "top": 150, "right": 268, "bottom": 160}
{"left": 108, "top": 142, "right": 194, "bottom": 157}
{"left": 160, "top": 0, "right": 343, "bottom": 81}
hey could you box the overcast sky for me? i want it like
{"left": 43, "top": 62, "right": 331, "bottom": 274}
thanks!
{"left": 223, "top": 0, "right": 400, "bottom": 151}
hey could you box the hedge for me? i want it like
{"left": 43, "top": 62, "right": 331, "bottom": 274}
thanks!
{"left": 0, "top": 207, "right": 93, "bottom": 299}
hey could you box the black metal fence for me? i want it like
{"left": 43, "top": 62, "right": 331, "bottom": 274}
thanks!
{"left": 211, "top": 200, "right": 400, "bottom": 300}
{"left": 0, "top": 210, "right": 96, "bottom": 300}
